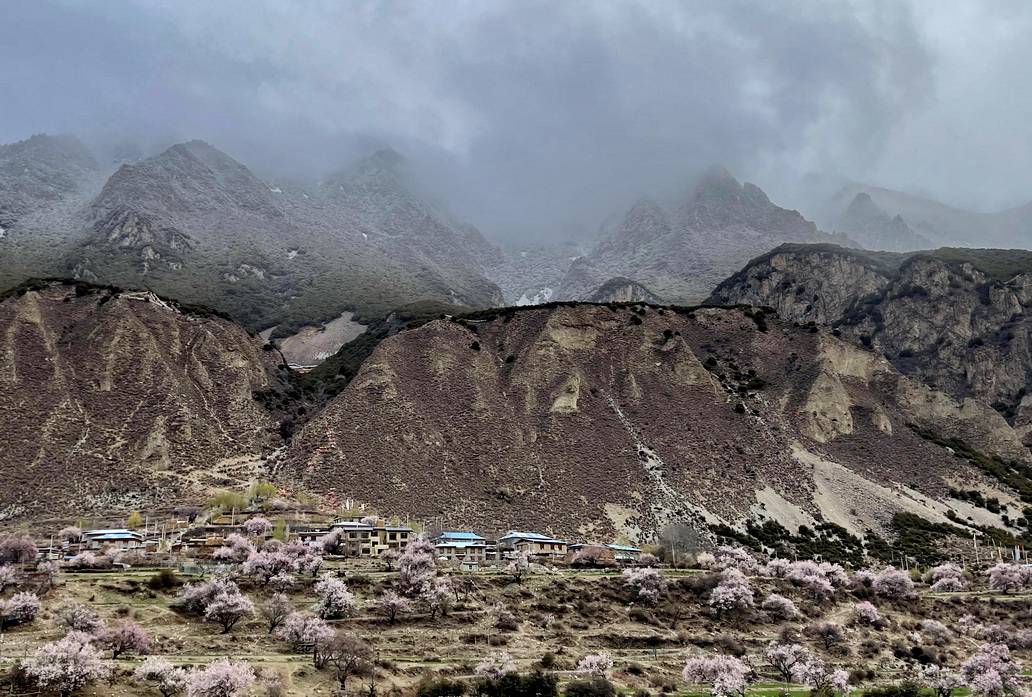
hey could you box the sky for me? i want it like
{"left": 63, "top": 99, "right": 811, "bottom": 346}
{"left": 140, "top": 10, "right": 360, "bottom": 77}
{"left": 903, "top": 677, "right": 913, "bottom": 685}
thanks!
{"left": 2, "top": 0, "right": 1030, "bottom": 243}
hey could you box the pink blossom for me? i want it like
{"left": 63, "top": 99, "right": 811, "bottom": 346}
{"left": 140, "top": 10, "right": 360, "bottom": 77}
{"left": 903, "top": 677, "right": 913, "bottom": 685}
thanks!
{"left": 55, "top": 602, "right": 102, "bottom": 633}
{"left": 960, "top": 644, "right": 1026, "bottom": 697}
{"left": 920, "top": 664, "right": 964, "bottom": 697}
{"left": 276, "top": 612, "right": 334, "bottom": 653}
{"left": 419, "top": 576, "right": 453, "bottom": 619}
{"left": 476, "top": 651, "right": 517, "bottom": 679}
{"left": 0, "top": 564, "right": 18, "bottom": 593}
{"left": 375, "top": 590, "right": 412, "bottom": 625}
{"left": 715, "top": 546, "right": 759, "bottom": 574}
{"left": 242, "top": 550, "right": 298, "bottom": 585}
{"left": 185, "top": 658, "right": 255, "bottom": 697}
{"left": 872, "top": 567, "right": 915, "bottom": 599}
{"left": 243, "top": 516, "right": 272, "bottom": 537}
{"left": 398, "top": 537, "right": 438, "bottom": 594}
{"left": 0, "top": 533, "right": 37, "bottom": 563}
{"left": 683, "top": 654, "right": 751, "bottom": 697}
{"left": 313, "top": 574, "right": 355, "bottom": 619}
{"left": 22, "top": 631, "right": 110, "bottom": 696}
{"left": 622, "top": 567, "right": 666, "bottom": 603}
{"left": 792, "top": 655, "right": 851, "bottom": 694}
{"left": 202, "top": 583, "right": 254, "bottom": 633}
{"left": 764, "top": 642, "right": 812, "bottom": 682}
{"left": 577, "top": 652, "right": 614, "bottom": 678}
{"left": 851, "top": 601, "right": 881, "bottom": 626}
{"left": 931, "top": 576, "right": 966, "bottom": 592}
{"left": 761, "top": 594, "right": 798, "bottom": 619}
{"left": 135, "top": 657, "right": 189, "bottom": 697}
{"left": 0, "top": 591, "right": 41, "bottom": 629}
{"left": 97, "top": 620, "right": 151, "bottom": 658}
{"left": 212, "top": 533, "right": 254, "bottom": 563}
{"left": 709, "top": 568, "right": 754, "bottom": 613}
{"left": 986, "top": 563, "right": 1024, "bottom": 594}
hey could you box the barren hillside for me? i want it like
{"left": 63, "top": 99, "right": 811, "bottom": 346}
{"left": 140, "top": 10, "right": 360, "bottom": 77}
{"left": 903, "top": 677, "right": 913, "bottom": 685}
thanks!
{"left": 0, "top": 281, "right": 284, "bottom": 520}
{"left": 284, "top": 303, "right": 1030, "bottom": 541}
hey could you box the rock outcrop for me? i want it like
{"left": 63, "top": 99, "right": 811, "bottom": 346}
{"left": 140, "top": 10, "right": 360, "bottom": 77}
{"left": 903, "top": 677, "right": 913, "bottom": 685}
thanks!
{"left": 586, "top": 277, "right": 663, "bottom": 303}
{"left": 708, "top": 244, "right": 1032, "bottom": 443}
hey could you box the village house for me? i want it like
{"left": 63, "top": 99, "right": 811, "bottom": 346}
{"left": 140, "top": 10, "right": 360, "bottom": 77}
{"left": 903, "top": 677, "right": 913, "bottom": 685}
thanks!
{"left": 431, "top": 531, "right": 488, "bottom": 562}
{"left": 82, "top": 529, "right": 145, "bottom": 551}
{"left": 497, "top": 531, "right": 568, "bottom": 559}
{"left": 567, "top": 542, "right": 643, "bottom": 563}
{"left": 605, "top": 543, "right": 643, "bottom": 562}
{"left": 292, "top": 525, "right": 332, "bottom": 548}
{"left": 329, "top": 518, "right": 414, "bottom": 557}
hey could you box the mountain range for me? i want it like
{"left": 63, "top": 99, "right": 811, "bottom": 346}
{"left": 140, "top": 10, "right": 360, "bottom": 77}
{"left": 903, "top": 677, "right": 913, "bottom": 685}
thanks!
{"left": 816, "top": 181, "right": 1032, "bottom": 250}
{"left": 0, "top": 135, "right": 506, "bottom": 341}
{"left": 3, "top": 280, "right": 1029, "bottom": 545}
{"left": 556, "top": 166, "right": 850, "bottom": 303}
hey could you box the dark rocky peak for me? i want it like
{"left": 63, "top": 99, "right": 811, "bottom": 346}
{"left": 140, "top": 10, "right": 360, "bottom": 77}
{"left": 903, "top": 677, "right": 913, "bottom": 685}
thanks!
{"left": 596, "top": 198, "right": 672, "bottom": 254}
{"left": 838, "top": 192, "right": 930, "bottom": 252}
{"left": 0, "top": 133, "right": 98, "bottom": 172}
{"left": 0, "top": 133, "right": 103, "bottom": 227}
{"left": 322, "top": 148, "right": 410, "bottom": 195}
{"left": 844, "top": 192, "right": 881, "bottom": 216}
{"left": 687, "top": 164, "right": 772, "bottom": 207}
{"left": 92, "top": 140, "right": 280, "bottom": 218}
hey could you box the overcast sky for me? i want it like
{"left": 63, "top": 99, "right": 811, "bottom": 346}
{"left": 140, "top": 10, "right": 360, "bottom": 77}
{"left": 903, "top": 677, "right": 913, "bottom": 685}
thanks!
{"left": 2, "top": 1, "right": 1030, "bottom": 243}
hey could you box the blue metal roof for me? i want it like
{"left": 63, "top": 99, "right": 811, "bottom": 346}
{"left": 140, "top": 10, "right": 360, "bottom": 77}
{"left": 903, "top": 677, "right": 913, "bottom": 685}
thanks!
{"left": 436, "top": 531, "right": 485, "bottom": 541}
{"left": 606, "top": 544, "right": 641, "bottom": 552}
{"left": 435, "top": 541, "right": 486, "bottom": 549}
{"left": 90, "top": 533, "right": 142, "bottom": 541}
{"left": 499, "top": 531, "right": 566, "bottom": 544}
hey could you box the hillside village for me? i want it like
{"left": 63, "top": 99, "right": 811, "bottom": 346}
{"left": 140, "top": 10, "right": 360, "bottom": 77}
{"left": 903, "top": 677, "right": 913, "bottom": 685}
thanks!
{"left": 1, "top": 481, "right": 1030, "bottom": 697}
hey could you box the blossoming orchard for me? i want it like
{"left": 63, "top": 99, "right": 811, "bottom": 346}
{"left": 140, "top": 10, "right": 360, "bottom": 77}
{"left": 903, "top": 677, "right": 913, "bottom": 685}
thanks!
{"left": 0, "top": 521, "right": 1029, "bottom": 697}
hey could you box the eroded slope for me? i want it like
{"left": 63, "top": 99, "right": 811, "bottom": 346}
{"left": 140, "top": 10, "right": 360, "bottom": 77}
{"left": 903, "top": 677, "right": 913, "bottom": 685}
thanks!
{"left": 0, "top": 282, "right": 284, "bottom": 520}
{"left": 285, "top": 303, "right": 1028, "bottom": 541}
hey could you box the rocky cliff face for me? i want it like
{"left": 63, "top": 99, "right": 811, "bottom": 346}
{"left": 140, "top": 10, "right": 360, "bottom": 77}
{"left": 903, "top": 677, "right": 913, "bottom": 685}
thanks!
{"left": 0, "top": 281, "right": 284, "bottom": 520}
{"left": 284, "top": 302, "right": 1028, "bottom": 541}
{"left": 558, "top": 167, "right": 846, "bottom": 303}
{"left": 709, "top": 244, "right": 1032, "bottom": 443}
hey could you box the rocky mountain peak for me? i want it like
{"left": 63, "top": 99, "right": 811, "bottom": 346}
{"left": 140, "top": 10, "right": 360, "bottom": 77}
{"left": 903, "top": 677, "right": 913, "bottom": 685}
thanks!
{"left": 0, "top": 133, "right": 102, "bottom": 226}
{"left": 837, "top": 191, "right": 931, "bottom": 252}
{"left": 324, "top": 147, "right": 409, "bottom": 194}
{"left": 92, "top": 140, "right": 280, "bottom": 219}
{"left": 690, "top": 164, "right": 741, "bottom": 202}
{"left": 1, "top": 133, "right": 98, "bottom": 171}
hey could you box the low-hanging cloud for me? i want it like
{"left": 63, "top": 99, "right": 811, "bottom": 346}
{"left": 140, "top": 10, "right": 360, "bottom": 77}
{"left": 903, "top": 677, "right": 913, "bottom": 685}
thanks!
{"left": 1, "top": 1, "right": 1028, "bottom": 243}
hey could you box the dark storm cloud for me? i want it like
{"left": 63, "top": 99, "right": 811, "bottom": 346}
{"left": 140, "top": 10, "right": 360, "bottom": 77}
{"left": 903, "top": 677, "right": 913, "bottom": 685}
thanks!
{"left": 0, "top": 1, "right": 1027, "bottom": 241}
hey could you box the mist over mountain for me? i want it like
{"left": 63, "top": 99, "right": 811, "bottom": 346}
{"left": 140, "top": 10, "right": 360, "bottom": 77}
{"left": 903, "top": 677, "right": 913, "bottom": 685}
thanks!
{"left": 4, "top": 2, "right": 1032, "bottom": 248}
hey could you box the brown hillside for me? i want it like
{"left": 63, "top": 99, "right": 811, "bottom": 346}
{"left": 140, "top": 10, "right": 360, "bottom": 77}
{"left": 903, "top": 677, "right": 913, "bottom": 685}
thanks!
{"left": 0, "top": 281, "right": 283, "bottom": 520}
{"left": 284, "top": 303, "right": 1029, "bottom": 541}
